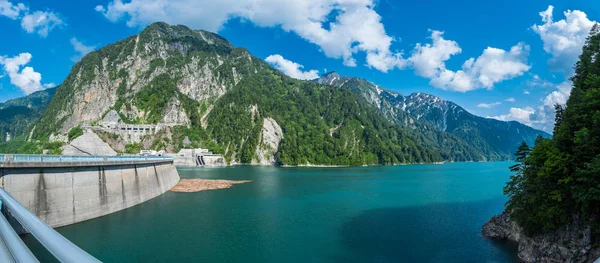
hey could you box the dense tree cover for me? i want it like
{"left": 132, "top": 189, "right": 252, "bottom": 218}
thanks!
{"left": 124, "top": 143, "right": 142, "bottom": 154}
{"left": 67, "top": 126, "right": 83, "bottom": 141}
{"left": 504, "top": 25, "right": 600, "bottom": 235}
{"left": 0, "top": 87, "right": 56, "bottom": 141}
{"left": 0, "top": 136, "right": 63, "bottom": 155}
{"left": 206, "top": 66, "right": 445, "bottom": 165}
{"left": 319, "top": 75, "right": 548, "bottom": 161}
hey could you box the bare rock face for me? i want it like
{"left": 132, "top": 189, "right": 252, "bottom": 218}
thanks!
{"left": 483, "top": 212, "right": 600, "bottom": 263}
{"left": 254, "top": 117, "right": 283, "bottom": 165}
{"left": 162, "top": 98, "right": 191, "bottom": 125}
{"left": 38, "top": 22, "right": 258, "bottom": 136}
{"left": 61, "top": 130, "right": 117, "bottom": 156}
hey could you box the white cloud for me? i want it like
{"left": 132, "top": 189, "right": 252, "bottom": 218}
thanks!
{"left": 0, "top": 53, "right": 51, "bottom": 95}
{"left": 409, "top": 30, "right": 461, "bottom": 78}
{"left": 0, "top": 0, "right": 63, "bottom": 36}
{"left": 524, "top": 91, "right": 530, "bottom": 95}
{"left": 20, "top": 10, "right": 63, "bottom": 37}
{"left": 95, "top": 0, "right": 406, "bottom": 72}
{"left": 532, "top": 5, "right": 596, "bottom": 73}
{"left": 0, "top": 0, "right": 26, "bottom": 19}
{"left": 543, "top": 81, "right": 572, "bottom": 107}
{"left": 527, "top": 74, "right": 554, "bottom": 88}
{"left": 407, "top": 30, "right": 531, "bottom": 92}
{"left": 265, "top": 54, "right": 319, "bottom": 80}
{"left": 505, "top": 97, "right": 515, "bottom": 103}
{"left": 70, "top": 38, "right": 96, "bottom": 62}
{"left": 477, "top": 102, "right": 501, "bottom": 108}
{"left": 491, "top": 107, "right": 535, "bottom": 125}
{"left": 490, "top": 81, "right": 573, "bottom": 133}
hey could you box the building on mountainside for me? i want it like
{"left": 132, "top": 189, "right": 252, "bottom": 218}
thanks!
{"left": 5, "top": 132, "right": 10, "bottom": 142}
{"left": 173, "top": 148, "right": 225, "bottom": 167}
{"left": 84, "top": 110, "right": 185, "bottom": 143}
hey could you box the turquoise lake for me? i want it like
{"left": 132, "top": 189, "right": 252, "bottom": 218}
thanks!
{"left": 25, "top": 162, "right": 519, "bottom": 262}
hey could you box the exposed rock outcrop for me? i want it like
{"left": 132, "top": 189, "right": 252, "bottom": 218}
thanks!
{"left": 254, "top": 117, "right": 283, "bottom": 165}
{"left": 61, "top": 130, "right": 117, "bottom": 156}
{"left": 482, "top": 212, "right": 600, "bottom": 263}
{"left": 162, "top": 98, "right": 191, "bottom": 125}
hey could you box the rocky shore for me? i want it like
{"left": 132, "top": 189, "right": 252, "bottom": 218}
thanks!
{"left": 482, "top": 211, "right": 600, "bottom": 262}
{"left": 170, "top": 179, "right": 251, "bottom": 193}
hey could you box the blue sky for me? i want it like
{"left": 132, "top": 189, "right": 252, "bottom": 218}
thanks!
{"left": 0, "top": 0, "right": 598, "bottom": 133}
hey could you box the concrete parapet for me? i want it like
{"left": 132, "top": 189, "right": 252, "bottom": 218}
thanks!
{"left": 0, "top": 161, "right": 180, "bottom": 231}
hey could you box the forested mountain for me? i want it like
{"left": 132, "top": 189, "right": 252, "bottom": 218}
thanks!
{"left": 32, "top": 22, "right": 492, "bottom": 165}
{"left": 482, "top": 24, "right": 600, "bottom": 263}
{"left": 0, "top": 87, "right": 57, "bottom": 141}
{"left": 317, "top": 72, "right": 550, "bottom": 159}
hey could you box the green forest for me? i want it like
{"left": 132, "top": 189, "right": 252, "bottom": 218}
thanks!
{"left": 504, "top": 25, "right": 600, "bottom": 235}
{"left": 206, "top": 66, "right": 444, "bottom": 165}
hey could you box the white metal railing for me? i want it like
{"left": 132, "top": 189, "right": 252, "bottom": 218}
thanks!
{"left": 0, "top": 189, "right": 101, "bottom": 262}
{"left": 2, "top": 154, "right": 174, "bottom": 163}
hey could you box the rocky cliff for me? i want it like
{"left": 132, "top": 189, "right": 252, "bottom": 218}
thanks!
{"left": 35, "top": 22, "right": 258, "bottom": 136}
{"left": 483, "top": 212, "right": 600, "bottom": 262}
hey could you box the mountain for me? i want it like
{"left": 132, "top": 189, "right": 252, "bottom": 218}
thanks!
{"left": 0, "top": 87, "right": 57, "bottom": 141}
{"left": 34, "top": 22, "right": 489, "bottom": 165}
{"left": 316, "top": 72, "right": 551, "bottom": 159}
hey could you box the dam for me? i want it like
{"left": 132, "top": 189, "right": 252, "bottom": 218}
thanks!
{"left": 0, "top": 154, "right": 180, "bottom": 230}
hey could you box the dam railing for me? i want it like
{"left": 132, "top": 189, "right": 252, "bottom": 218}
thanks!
{"left": 4, "top": 154, "right": 173, "bottom": 163}
{"left": 0, "top": 154, "right": 174, "bottom": 168}
{"left": 0, "top": 187, "right": 101, "bottom": 262}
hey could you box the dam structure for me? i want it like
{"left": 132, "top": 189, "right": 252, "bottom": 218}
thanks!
{"left": 0, "top": 154, "right": 180, "bottom": 230}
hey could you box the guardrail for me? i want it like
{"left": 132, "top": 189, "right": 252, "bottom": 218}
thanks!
{"left": 0, "top": 188, "right": 101, "bottom": 262}
{"left": 1, "top": 154, "right": 173, "bottom": 163}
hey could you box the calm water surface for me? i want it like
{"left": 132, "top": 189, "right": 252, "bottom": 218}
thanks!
{"left": 25, "top": 162, "right": 518, "bottom": 262}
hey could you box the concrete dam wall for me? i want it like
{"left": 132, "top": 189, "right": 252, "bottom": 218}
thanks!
{"left": 0, "top": 161, "right": 180, "bottom": 229}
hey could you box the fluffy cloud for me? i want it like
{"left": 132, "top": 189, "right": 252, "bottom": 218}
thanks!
{"left": 532, "top": 6, "right": 596, "bottom": 73}
{"left": 265, "top": 54, "right": 319, "bottom": 80}
{"left": 95, "top": 0, "right": 405, "bottom": 72}
{"left": 70, "top": 38, "right": 96, "bottom": 62}
{"left": 0, "top": 0, "right": 63, "bottom": 37}
{"left": 505, "top": 97, "right": 516, "bottom": 103}
{"left": 490, "top": 81, "right": 573, "bottom": 133}
{"left": 477, "top": 102, "right": 501, "bottom": 108}
{"left": 407, "top": 31, "right": 531, "bottom": 92}
{"left": 21, "top": 11, "right": 63, "bottom": 37}
{"left": 524, "top": 91, "right": 530, "bottom": 95}
{"left": 543, "top": 81, "right": 572, "bottom": 107}
{"left": 491, "top": 107, "right": 536, "bottom": 126}
{"left": 0, "top": 53, "right": 51, "bottom": 94}
{"left": 0, "top": 0, "right": 26, "bottom": 19}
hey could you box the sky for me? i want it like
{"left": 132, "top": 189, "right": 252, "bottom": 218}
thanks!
{"left": 0, "top": 0, "right": 598, "bottom": 133}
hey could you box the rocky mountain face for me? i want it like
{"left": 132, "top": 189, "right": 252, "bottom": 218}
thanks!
{"left": 482, "top": 211, "right": 600, "bottom": 262}
{"left": 35, "top": 22, "right": 257, "bottom": 136}
{"left": 317, "top": 72, "right": 551, "bottom": 159}
{"left": 0, "top": 87, "right": 57, "bottom": 141}
{"left": 34, "top": 22, "right": 482, "bottom": 165}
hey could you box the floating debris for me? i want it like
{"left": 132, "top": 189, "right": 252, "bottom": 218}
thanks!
{"left": 170, "top": 179, "right": 251, "bottom": 193}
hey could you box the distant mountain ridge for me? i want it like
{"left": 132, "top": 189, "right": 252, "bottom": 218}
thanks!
{"left": 316, "top": 71, "right": 551, "bottom": 158}
{"left": 0, "top": 87, "right": 57, "bottom": 141}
